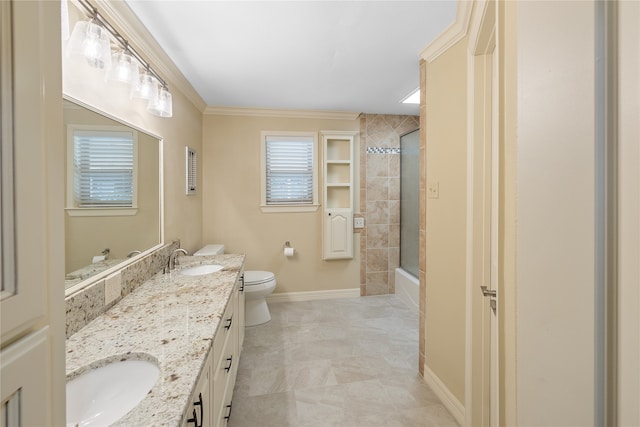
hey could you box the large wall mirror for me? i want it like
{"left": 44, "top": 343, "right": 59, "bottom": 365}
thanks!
{"left": 64, "top": 98, "right": 162, "bottom": 295}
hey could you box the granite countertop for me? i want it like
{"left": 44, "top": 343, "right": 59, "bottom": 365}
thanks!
{"left": 65, "top": 254, "right": 245, "bottom": 427}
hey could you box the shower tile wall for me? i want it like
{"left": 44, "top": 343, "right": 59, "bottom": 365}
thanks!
{"left": 359, "top": 114, "right": 419, "bottom": 296}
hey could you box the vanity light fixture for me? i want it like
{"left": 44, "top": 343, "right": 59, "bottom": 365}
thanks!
{"left": 66, "top": 0, "right": 173, "bottom": 117}
{"left": 147, "top": 85, "right": 173, "bottom": 117}
{"left": 106, "top": 47, "right": 139, "bottom": 85}
{"left": 131, "top": 70, "right": 159, "bottom": 102}
{"left": 66, "top": 19, "right": 112, "bottom": 69}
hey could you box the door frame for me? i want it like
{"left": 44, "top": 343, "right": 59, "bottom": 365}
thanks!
{"left": 465, "top": 1, "right": 499, "bottom": 426}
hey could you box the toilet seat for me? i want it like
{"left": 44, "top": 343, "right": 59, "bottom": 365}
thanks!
{"left": 244, "top": 271, "right": 275, "bottom": 286}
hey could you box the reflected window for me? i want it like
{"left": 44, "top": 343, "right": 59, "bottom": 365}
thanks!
{"left": 66, "top": 125, "right": 138, "bottom": 216}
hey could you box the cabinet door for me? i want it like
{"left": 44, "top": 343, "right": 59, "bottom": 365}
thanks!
{"left": 0, "top": 0, "right": 48, "bottom": 343}
{"left": 236, "top": 274, "right": 245, "bottom": 354}
{"left": 182, "top": 353, "right": 212, "bottom": 427}
{"left": 1, "top": 328, "right": 51, "bottom": 425}
{"left": 323, "top": 209, "right": 354, "bottom": 259}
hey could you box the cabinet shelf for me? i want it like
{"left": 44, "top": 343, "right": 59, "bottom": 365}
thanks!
{"left": 321, "top": 131, "right": 357, "bottom": 260}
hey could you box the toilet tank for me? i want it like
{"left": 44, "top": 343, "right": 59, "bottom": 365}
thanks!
{"left": 193, "top": 244, "right": 225, "bottom": 256}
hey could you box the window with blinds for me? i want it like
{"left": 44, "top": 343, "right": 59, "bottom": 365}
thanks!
{"left": 72, "top": 129, "right": 136, "bottom": 208}
{"left": 261, "top": 132, "right": 318, "bottom": 212}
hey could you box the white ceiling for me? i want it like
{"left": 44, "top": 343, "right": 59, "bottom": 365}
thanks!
{"left": 124, "top": 1, "right": 456, "bottom": 115}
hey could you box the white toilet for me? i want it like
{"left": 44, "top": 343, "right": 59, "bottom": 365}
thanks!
{"left": 194, "top": 244, "right": 276, "bottom": 326}
{"left": 243, "top": 270, "right": 276, "bottom": 326}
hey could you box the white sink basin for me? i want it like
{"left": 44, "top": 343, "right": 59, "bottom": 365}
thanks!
{"left": 66, "top": 359, "right": 159, "bottom": 426}
{"left": 179, "top": 264, "right": 224, "bottom": 276}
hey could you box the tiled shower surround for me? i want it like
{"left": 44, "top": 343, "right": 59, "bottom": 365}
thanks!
{"left": 359, "top": 114, "right": 419, "bottom": 296}
{"left": 65, "top": 241, "right": 179, "bottom": 338}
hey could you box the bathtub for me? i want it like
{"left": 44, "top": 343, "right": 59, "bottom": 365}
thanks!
{"left": 395, "top": 268, "right": 419, "bottom": 313}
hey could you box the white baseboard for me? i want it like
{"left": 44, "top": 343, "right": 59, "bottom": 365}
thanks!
{"left": 423, "top": 364, "right": 465, "bottom": 426}
{"left": 266, "top": 288, "right": 360, "bottom": 303}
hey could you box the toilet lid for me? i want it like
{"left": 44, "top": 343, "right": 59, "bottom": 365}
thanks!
{"left": 244, "top": 270, "right": 275, "bottom": 286}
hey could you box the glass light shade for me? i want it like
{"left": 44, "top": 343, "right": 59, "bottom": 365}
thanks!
{"left": 131, "top": 72, "right": 159, "bottom": 102}
{"left": 66, "top": 20, "right": 112, "bottom": 69}
{"left": 147, "top": 87, "right": 173, "bottom": 117}
{"left": 106, "top": 51, "right": 139, "bottom": 84}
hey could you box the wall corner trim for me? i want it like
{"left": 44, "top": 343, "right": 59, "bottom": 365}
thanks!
{"left": 420, "top": 0, "right": 474, "bottom": 63}
{"left": 204, "top": 106, "right": 361, "bottom": 121}
{"left": 95, "top": 1, "right": 207, "bottom": 113}
{"left": 423, "top": 364, "right": 466, "bottom": 426}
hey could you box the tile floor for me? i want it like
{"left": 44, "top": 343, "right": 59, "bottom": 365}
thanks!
{"left": 228, "top": 295, "right": 459, "bottom": 427}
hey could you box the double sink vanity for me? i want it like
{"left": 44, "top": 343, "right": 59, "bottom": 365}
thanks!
{"left": 65, "top": 253, "right": 246, "bottom": 426}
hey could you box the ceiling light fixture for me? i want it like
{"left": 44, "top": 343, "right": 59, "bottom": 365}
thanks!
{"left": 66, "top": 0, "right": 173, "bottom": 117}
{"left": 401, "top": 88, "right": 420, "bottom": 105}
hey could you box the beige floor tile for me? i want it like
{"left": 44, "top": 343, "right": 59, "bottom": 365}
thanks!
{"left": 229, "top": 295, "right": 459, "bottom": 427}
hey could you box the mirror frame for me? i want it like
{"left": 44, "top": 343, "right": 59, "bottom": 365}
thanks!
{"left": 63, "top": 94, "right": 164, "bottom": 297}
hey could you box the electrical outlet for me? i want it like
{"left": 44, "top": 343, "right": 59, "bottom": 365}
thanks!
{"left": 104, "top": 272, "right": 122, "bottom": 305}
{"left": 354, "top": 217, "right": 365, "bottom": 229}
{"left": 427, "top": 181, "right": 440, "bottom": 199}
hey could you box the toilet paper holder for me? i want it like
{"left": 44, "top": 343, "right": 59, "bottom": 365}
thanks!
{"left": 284, "top": 241, "right": 291, "bottom": 248}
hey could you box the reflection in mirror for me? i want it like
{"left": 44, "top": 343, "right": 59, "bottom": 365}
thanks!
{"left": 64, "top": 99, "right": 161, "bottom": 292}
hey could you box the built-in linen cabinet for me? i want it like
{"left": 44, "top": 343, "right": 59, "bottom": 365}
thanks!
{"left": 322, "top": 131, "right": 357, "bottom": 260}
{"left": 182, "top": 272, "right": 244, "bottom": 427}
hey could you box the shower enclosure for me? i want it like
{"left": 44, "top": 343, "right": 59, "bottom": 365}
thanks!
{"left": 400, "top": 129, "right": 420, "bottom": 278}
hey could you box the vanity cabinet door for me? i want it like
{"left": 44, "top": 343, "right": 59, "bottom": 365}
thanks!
{"left": 182, "top": 352, "right": 212, "bottom": 427}
{"left": 236, "top": 272, "right": 245, "bottom": 355}
{"left": 212, "top": 290, "right": 236, "bottom": 426}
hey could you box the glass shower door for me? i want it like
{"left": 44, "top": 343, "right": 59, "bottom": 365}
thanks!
{"left": 400, "top": 129, "right": 420, "bottom": 278}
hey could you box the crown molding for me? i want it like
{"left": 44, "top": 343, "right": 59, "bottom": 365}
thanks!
{"left": 93, "top": 0, "right": 207, "bottom": 113}
{"left": 204, "top": 106, "right": 361, "bottom": 121}
{"left": 420, "top": 0, "right": 473, "bottom": 63}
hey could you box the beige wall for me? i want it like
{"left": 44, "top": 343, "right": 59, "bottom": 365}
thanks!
{"left": 202, "top": 114, "right": 360, "bottom": 294}
{"left": 424, "top": 37, "right": 468, "bottom": 404}
{"left": 62, "top": 2, "right": 203, "bottom": 254}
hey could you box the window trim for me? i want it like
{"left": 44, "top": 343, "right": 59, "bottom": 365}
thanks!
{"left": 65, "top": 124, "right": 138, "bottom": 217}
{"left": 260, "top": 131, "right": 319, "bottom": 213}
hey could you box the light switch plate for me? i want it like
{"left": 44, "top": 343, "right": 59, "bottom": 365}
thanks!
{"left": 427, "top": 181, "right": 440, "bottom": 199}
{"left": 104, "top": 272, "right": 122, "bottom": 305}
{"left": 354, "top": 217, "right": 365, "bottom": 229}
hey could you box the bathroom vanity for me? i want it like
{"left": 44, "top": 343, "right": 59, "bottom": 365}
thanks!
{"left": 65, "top": 254, "right": 245, "bottom": 426}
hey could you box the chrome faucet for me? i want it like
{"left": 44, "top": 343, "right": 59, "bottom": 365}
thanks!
{"left": 168, "top": 248, "right": 189, "bottom": 271}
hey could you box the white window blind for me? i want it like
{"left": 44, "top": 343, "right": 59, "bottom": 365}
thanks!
{"left": 73, "top": 130, "right": 134, "bottom": 207}
{"left": 265, "top": 135, "right": 314, "bottom": 205}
